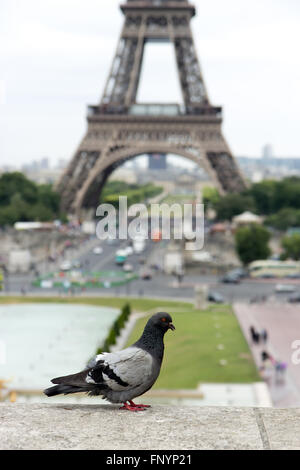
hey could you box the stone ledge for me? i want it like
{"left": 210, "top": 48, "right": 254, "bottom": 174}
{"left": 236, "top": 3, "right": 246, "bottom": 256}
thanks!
{"left": 0, "top": 404, "right": 299, "bottom": 450}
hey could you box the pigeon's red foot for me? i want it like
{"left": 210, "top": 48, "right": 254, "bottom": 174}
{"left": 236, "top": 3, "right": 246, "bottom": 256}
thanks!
{"left": 129, "top": 400, "right": 151, "bottom": 408}
{"left": 119, "top": 401, "right": 146, "bottom": 412}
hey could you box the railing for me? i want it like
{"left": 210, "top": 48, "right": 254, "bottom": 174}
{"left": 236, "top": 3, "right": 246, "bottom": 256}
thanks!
{"left": 129, "top": 103, "right": 183, "bottom": 116}
{"left": 87, "top": 103, "right": 222, "bottom": 117}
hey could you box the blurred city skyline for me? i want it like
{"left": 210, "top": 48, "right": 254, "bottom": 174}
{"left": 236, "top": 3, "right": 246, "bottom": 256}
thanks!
{"left": 0, "top": 0, "right": 300, "bottom": 168}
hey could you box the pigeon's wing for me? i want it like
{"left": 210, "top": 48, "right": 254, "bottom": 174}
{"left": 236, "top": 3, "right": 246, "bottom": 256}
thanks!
{"left": 86, "top": 347, "right": 153, "bottom": 391}
{"left": 51, "top": 347, "right": 153, "bottom": 392}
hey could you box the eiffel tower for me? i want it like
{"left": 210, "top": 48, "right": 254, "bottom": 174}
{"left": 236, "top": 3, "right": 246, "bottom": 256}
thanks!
{"left": 57, "top": 0, "right": 246, "bottom": 215}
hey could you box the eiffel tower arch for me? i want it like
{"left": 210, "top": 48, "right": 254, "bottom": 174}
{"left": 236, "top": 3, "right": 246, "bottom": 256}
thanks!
{"left": 57, "top": 0, "right": 246, "bottom": 215}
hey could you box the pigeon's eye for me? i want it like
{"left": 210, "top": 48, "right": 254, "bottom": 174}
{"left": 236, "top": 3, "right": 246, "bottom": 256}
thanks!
{"left": 161, "top": 318, "right": 166, "bottom": 322}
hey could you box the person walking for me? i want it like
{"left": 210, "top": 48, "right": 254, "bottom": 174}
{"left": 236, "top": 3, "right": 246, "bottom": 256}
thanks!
{"left": 261, "top": 328, "right": 268, "bottom": 344}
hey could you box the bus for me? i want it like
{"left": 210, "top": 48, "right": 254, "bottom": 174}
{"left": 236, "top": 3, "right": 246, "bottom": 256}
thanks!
{"left": 249, "top": 260, "right": 300, "bottom": 278}
{"left": 115, "top": 250, "right": 127, "bottom": 266}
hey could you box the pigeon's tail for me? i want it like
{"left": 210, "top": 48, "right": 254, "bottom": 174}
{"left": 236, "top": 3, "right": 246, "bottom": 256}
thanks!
{"left": 44, "top": 369, "right": 105, "bottom": 398}
{"left": 43, "top": 384, "right": 88, "bottom": 397}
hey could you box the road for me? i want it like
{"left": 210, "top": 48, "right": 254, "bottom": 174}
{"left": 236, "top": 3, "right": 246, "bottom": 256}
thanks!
{"left": 3, "top": 235, "right": 300, "bottom": 303}
{"left": 3, "top": 235, "right": 168, "bottom": 297}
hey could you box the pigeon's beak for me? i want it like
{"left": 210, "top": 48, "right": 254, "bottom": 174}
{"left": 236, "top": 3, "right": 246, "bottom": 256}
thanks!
{"left": 168, "top": 322, "right": 175, "bottom": 331}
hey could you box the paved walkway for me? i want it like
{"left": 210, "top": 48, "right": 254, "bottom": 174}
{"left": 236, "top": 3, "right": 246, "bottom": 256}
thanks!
{"left": 234, "top": 302, "right": 300, "bottom": 407}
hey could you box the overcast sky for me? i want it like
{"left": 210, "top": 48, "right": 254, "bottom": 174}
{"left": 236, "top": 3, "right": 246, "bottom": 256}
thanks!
{"left": 0, "top": 0, "right": 300, "bottom": 168}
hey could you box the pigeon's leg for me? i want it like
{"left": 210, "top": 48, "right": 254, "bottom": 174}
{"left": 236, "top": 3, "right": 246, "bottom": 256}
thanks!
{"left": 119, "top": 401, "right": 146, "bottom": 412}
{"left": 129, "top": 400, "right": 151, "bottom": 408}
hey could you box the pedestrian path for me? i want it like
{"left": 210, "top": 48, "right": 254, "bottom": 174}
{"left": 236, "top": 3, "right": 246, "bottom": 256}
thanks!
{"left": 234, "top": 302, "right": 300, "bottom": 407}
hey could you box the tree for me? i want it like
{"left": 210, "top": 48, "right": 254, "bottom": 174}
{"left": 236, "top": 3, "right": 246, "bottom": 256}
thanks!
{"left": 37, "top": 184, "right": 60, "bottom": 213}
{"left": 248, "top": 177, "right": 300, "bottom": 215}
{"left": 202, "top": 186, "right": 220, "bottom": 211}
{"left": 265, "top": 208, "right": 300, "bottom": 231}
{"left": 0, "top": 205, "right": 20, "bottom": 226}
{"left": 273, "top": 177, "right": 300, "bottom": 212}
{"left": 214, "top": 193, "right": 256, "bottom": 221}
{"left": 211, "top": 176, "right": 300, "bottom": 223}
{"left": 0, "top": 172, "right": 63, "bottom": 226}
{"left": 281, "top": 233, "right": 300, "bottom": 261}
{"left": 235, "top": 224, "right": 271, "bottom": 265}
{"left": 248, "top": 180, "right": 276, "bottom": 215}
{"left": 0, "top": 172, "right": 37, "bottom": 206}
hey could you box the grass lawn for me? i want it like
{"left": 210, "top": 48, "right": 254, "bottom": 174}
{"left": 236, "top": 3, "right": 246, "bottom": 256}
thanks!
{"left": 0, "top": 296, "right": 260, "bottom": 388}
{"left": 161, "top": 194, "right": 195, "bottom": 205}
{"left": 126, "top": 304, "right": 260, "bottom": 388}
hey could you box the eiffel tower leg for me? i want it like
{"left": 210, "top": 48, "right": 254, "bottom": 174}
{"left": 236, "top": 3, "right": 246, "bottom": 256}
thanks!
{"left": 174, "top": 35, "right": 208, "bottom": 107}
{"left": 206, "top": 150, "right": 246, "bottom": 193}
{"left": 102, "top": 37, "right": 139, "bottom": 107}
{"left": 124, "top": 21, "right": 146, "bottom": 106}
{"left": 57, "top": 147, "right": 101, "bottom": 214}
{"left": 73, "top": 156, "right": 111, "bottom": 215}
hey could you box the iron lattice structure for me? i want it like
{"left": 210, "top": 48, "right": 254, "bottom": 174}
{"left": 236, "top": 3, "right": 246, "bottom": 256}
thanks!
{"left": 57, "top": 0, "right": 246, "bottom": 214}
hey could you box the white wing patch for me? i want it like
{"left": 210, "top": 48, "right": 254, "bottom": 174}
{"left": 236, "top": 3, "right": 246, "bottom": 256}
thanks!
{"left": 85, "top": 374, "right": 95, "bottom": 384}
{"left": 95, "top": 352, "right": 109, "bottom": 362}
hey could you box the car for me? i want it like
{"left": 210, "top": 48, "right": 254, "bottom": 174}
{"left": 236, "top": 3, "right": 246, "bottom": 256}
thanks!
{"left": 228, "top": 268, "right": 248, "bottom": 279}
{"left": 123, "top": 263, "right": 133, "bottom": 273}
{"left": 141, "top": 271, "right": 152, "bottom": 280}
{"left": 275, "top": 284, "right": 296, "bottom": 293}
{"left": 221, "top": 273, "right": 240, "bottom": 284}
{"left": 93, "top": 246, "right": 103, "bottom": 255}
{"left": 207, "top": 291, "right": 224, "bottom": 303}
{"left": 59, "top": 260, "right": 72, "bottom": 271}
{"left": 72, "top": 259, "right": 82, "bottom": 269}
{"left": 259, "top": 274, "right": 276, "bottom": 279}
{"left": 288, "top": 292, "right": 300, "bottom": 303}
{"left": 286, "top": 273, "right": 300, "bottom": 279}
{"left": 124, "top": 246, "right": 134, "bottom": 256}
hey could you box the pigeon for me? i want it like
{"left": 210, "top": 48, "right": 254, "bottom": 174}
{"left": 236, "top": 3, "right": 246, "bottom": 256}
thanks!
{"left": 44, "top": 312, "right": 175, "bottom": 411}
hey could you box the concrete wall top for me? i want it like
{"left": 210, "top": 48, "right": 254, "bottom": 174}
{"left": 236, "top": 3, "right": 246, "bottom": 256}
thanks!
{"left": 0, "top": 404, "right": 299, "bottom": 450}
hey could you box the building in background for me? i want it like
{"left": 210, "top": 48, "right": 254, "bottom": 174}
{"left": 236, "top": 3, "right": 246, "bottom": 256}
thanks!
{"left": 262, "top": 144, "right": 273, "bottom": 160}
{"left": 237, "top": 146, "right": 300, "bottom": 182}
{"left": 20, "top": 158, "right": 67, "bottom": 184}
{"left": 148, "top": 153, "right": 167, "bottom": 170}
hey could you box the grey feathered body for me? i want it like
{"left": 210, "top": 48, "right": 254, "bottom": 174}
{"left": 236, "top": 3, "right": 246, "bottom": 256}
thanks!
{"left": 44, "top": 314, "right": 167, "bottom": 404}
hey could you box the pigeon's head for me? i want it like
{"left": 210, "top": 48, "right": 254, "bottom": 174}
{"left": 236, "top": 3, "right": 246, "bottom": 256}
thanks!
{"left": 149, "top": 312, "right": 175, "bottom": 333}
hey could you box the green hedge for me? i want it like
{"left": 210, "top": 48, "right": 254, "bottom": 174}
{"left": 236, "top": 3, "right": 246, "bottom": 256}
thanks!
{"left": 96, "top": 302, "right": 131, "bottom": 355}
{"left": 101, "top": 181, "right": 163, "bottom": 209}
